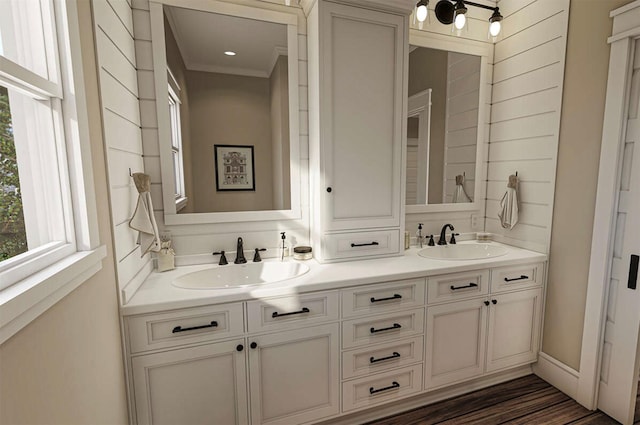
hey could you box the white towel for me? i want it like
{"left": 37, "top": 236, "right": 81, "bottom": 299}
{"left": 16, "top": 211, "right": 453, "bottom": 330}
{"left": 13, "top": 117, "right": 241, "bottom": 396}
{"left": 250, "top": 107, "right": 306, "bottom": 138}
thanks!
{"left": 498, "top": 174, "right": 519, "bottom": 229}
{"left": 129, "top": 173, "right": 161, "bottom": 255}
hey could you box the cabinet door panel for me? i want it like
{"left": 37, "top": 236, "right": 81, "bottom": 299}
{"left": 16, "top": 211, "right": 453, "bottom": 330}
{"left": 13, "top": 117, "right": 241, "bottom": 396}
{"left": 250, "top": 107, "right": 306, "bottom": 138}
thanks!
{"left": 321, "top": 2, "right": 404, "bottom": 230}
{"left": 132, "top": 340, "right": 248, "bottom": 425}
{"left": 425, "top": 299, "right": 487, "bottom": 389}
{"left": 248, "top": 323, "right": 340, "bottom": 425}
{"left": 486, "top": 288, "right": 543, "bottom": 372}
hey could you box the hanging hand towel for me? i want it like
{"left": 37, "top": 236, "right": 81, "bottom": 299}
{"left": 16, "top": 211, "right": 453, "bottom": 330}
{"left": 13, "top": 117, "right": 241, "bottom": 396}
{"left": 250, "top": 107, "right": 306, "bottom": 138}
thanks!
{"left": 129, "top": 173, "right": 161, "bottom": 255}
{"left": 498, "top": 174, "right": 519, "bottom": 229}
{"left": 452, "top": 174, "right": 471, "bottom": 203}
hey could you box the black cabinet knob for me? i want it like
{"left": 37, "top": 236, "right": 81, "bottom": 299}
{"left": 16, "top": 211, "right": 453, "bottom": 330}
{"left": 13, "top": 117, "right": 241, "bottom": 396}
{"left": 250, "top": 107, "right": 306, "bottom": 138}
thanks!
{"left": 484, "top": 300, "right": 490, "bottom": 306}
{"left": 250, "top": 342, "right": 258, "bottom": 349}
{"left": 326, "top": 187, "right": 332, "bottom": 193}
{"left": 492, "top": 299, "right": 498, "bottom": 305}
{"left": 236, "top": 344, "right": 244, "bottom": 352}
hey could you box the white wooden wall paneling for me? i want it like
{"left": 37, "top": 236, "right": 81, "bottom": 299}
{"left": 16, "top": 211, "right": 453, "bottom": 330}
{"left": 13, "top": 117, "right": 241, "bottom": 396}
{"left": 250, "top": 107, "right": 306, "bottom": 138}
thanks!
{"left": 94, "top": 0, "right": 151, "bottom": 304}
{"left": 487, "top": 0, "right": 569, "bottom": 253}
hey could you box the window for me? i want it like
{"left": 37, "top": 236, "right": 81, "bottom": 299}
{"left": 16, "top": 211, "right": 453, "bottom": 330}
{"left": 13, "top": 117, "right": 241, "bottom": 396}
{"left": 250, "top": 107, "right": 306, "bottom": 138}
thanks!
{"left": 0, "top": 0, "right": 104, "bottom": 342}
{"left": 167, "top": 68, "right": 186, "bottom": 211}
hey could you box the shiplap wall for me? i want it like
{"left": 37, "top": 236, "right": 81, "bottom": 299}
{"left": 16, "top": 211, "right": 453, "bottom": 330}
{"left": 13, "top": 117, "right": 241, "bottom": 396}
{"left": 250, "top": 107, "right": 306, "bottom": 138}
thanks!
{"left": 405, "top": 2, "right": 494, "bottom": 240}
{"left": 486, "top": 0, "right": 570, "bottom": 253}
{"left": 444, "top": 52, "right": 481, "bottom": 203}
{"left": 132, "top": 0, "right": 310, "bottom": 266}
{"left": 93, "top": 0, "right": 153, "bottom": 304}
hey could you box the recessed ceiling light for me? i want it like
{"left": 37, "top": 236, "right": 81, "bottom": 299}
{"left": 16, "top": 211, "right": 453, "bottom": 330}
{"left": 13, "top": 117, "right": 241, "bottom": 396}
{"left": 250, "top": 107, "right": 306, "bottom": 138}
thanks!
{"left": 224, "top": 51, "right": 236, "bottom": 56}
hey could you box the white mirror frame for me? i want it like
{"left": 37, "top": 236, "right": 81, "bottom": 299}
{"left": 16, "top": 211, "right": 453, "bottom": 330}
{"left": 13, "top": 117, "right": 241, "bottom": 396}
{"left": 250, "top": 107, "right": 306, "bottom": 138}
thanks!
{"left": 405, "top": 30, "right": 492, "bottom": 214}
{"left": 149, "top": 0, "right": 301, "bottom": 225}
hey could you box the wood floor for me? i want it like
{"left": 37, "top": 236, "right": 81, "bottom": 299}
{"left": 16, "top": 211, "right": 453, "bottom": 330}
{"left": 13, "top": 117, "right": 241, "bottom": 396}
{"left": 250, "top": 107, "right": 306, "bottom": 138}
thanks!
{"left": 366, "top": 375, "right": 640, "bottom": 425}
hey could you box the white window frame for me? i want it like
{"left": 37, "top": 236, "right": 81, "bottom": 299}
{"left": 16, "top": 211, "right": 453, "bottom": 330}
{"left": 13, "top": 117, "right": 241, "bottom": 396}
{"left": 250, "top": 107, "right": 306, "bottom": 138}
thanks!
{"left": 167, "top": 68, "right": 186, "bottom": 211}
{"left": 0, "top": 0, "right": 105, "bottom": 344}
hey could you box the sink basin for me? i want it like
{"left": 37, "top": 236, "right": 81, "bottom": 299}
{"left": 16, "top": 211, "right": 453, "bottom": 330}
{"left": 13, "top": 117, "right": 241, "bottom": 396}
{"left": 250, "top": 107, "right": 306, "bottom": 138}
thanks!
{"left": 172, "top": 262, "right": 310, "bottom": 289}
{"left": 418, "top": 243, "right": 508, "bottom": 260}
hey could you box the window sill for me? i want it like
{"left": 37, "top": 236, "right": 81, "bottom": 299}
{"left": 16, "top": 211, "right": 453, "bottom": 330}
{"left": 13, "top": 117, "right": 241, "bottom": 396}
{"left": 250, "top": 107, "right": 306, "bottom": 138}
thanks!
{"left": 0, "top": 245, "right": 107, "bottom": 344}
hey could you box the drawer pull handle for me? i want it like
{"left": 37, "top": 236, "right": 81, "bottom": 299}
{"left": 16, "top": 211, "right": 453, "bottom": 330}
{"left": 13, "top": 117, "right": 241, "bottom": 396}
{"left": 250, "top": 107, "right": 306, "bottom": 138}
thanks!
{"left": 369, "top": 381, "right": 400, "bottom": 395}
{"left": 628, "top": 254, "right": 638, "bottom": 290}
{"left": 484, "top": 300, "right": 490, "bottom": 306}
{"left": 351, "top": 242, "right": 379, "bottom": 248}
{"left": 450, "top": 283, "right": 478, "bottom": 291}
{"left": 172, "top": 321, "right": 218, "bottom": 334}
{"left": 504, "top": 275, "right": 529, "bottom": 282}
{"left": 272, "top": 307, "right": 310, "bottom": 318}
{"left": 370, "top": 323, "right": 401, "bottom": 334}
{"left": 370, "top": 352, "right": 401, "bottom": 364}
{"left": 370, "top": 294, "right": 402, "bottom": 303}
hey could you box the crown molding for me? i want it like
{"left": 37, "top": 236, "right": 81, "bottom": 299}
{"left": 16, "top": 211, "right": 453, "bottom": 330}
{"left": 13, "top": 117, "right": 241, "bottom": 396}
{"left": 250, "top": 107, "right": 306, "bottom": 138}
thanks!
{"left": 298, "top": 0, "right": 414, "bottom": 16}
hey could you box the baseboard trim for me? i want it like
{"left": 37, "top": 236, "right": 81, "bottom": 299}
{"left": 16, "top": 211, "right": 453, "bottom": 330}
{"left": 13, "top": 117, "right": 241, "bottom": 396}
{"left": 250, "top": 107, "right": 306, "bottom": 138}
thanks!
{"left": 533, "top": 352, "right": 580, "bottom": 401}
{"left": 317, "top": 365, "right": 533, "bottom": 425}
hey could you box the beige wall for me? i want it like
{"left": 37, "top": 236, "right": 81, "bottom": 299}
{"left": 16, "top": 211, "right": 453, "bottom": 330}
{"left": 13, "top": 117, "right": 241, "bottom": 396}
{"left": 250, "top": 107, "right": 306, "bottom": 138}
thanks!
{"left": 270, "top": 55, "right": 291, "bottom": 211}
{"left": 543, "top": 0, "right": 629, "bottom": 370}
{"left": 186, "top": 71, "right": 274, "bottom": 213}
{"left": 0, "top": 1, "right": 128, "bottom": 423}
{"left": 408, "top": 47, "right": 447, "bottom": 204}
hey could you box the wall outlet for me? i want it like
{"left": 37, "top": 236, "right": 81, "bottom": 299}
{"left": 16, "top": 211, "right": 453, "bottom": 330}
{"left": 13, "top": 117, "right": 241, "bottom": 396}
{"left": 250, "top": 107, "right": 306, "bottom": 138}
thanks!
{"left": 470, "top": 214, "right": 478, "bottom": 229}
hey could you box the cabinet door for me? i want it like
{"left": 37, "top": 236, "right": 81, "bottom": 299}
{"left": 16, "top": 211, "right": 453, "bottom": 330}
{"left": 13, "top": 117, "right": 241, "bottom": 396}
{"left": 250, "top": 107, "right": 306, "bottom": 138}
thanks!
{"left": 131, "top": 339, "right": 248, "bottom": 425}
{"left": 486, "top": 288, "right": 543, "bottom": 372}
{"left": 320, "top": 2, "right": 405, "bottom": 231}
{"left": 425, "top": 299, "right": 487, "bottom": 389}
{"left": 248, "top": 323, "right": 340, "bottom": 424}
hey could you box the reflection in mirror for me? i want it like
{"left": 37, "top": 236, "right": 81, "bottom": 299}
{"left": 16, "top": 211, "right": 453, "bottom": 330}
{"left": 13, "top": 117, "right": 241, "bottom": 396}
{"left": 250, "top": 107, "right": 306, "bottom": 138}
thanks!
{"left": 406, "top": 45, "right": 481, "bottom": 205}
{"left": 163, "top": 5, "right": 292, "bottom": 214}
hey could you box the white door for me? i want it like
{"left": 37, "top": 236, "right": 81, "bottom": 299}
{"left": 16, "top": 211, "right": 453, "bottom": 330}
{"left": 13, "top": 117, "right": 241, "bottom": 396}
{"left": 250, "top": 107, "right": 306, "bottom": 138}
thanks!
{"left": 597, "top": 41, "right": 640, "bottom": 424}
{"left": 248, "top": 323, "right": 340, "bottom": 425}
{"left": 131, "top": 339, "right": 248, "bottom": 425}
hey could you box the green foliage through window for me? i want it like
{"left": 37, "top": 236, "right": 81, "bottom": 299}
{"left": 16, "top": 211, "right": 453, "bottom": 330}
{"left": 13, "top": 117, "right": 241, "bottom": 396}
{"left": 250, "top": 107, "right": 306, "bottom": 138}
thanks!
{"left": 0, "top": 86, "right": 27, "bottom": 261}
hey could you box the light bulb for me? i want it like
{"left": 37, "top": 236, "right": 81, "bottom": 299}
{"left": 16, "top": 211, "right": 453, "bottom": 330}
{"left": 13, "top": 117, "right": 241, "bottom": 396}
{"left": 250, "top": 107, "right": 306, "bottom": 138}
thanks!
{"left": 416, "top": 4, "right": 428, "bottom": 22}
{"left": 454, "top": 13, "right": 466, "bottom": 30}
{"left": 489, "top": 20, "right": 501, "bottom": 36}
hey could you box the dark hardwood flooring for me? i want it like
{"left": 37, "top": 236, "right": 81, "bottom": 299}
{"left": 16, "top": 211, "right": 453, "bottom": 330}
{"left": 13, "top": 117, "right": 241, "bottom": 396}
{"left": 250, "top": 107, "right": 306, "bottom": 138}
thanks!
{"left": 366, "top": 375, "right": 640, "bottom": 425}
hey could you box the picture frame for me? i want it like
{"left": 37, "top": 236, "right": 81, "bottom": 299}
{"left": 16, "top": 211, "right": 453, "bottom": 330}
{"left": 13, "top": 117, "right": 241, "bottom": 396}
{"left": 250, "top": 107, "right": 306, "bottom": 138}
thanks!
{"left": 214, "top": 145, "right": 255, "bottom": 191}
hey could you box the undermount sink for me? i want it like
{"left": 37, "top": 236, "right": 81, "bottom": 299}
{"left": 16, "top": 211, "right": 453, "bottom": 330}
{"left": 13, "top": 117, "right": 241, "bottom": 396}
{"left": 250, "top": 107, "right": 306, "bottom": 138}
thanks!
{"left": 418, "top": 243, "right": 508, "bottom": 260}
{"left": 172, "top": 261, "right": 310, "bottom": 290}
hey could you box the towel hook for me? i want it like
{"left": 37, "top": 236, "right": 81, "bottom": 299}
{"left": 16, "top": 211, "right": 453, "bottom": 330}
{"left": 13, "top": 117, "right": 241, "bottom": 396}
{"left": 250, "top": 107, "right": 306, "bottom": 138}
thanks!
{"left": 515, "top": 171, "right": 518, "bottom": 177}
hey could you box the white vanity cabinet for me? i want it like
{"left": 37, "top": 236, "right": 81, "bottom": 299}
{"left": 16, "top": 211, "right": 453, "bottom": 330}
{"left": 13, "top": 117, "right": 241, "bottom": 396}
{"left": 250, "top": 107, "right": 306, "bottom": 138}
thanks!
{"left": 307, "top": 0, "right": 408, "bottom": 262}
{"left": 424, "top": 262, "right": 545, "bottom": 389}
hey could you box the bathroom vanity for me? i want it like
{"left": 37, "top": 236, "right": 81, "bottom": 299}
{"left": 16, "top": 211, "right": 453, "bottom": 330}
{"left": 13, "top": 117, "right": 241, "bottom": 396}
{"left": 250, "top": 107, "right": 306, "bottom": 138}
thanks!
{"left": 122, "top": 243, "right": 546, "bottom": 424}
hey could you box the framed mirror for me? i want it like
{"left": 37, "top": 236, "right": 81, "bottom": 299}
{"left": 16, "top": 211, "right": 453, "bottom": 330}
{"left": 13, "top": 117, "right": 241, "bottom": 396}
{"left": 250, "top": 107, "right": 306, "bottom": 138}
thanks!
{"left": 149, "top": 0, "right": 301, "bottom": 225}
{"left": 405, "top": 31, "right": 492, "bottom": 213}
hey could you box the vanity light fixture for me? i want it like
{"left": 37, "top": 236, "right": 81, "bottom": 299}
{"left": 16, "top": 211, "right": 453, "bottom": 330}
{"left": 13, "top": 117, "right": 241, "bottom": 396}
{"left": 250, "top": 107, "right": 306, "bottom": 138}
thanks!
{"left": 415, "top": 0, "right": 429, "bottom": 23}
{"left": 432, "top": 0, "right": 503, "bottom": 37}
{"left": 224, "top": 50, "right": 237, "bottom": 56}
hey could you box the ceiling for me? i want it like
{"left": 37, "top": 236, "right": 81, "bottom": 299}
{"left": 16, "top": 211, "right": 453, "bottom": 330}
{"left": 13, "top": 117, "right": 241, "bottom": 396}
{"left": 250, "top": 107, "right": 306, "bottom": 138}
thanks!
{"left": 165, "top": 6, "right": 288, "bottom": 78}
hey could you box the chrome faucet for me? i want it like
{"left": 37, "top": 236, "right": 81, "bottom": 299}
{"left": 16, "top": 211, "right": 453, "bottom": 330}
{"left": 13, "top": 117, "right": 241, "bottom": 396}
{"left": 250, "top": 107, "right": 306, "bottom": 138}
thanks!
{"left": 438, "top": 224, "right": 455, "bottom": 245}
{"left": 234, "top": 237, "right": 247, "bottom": 264}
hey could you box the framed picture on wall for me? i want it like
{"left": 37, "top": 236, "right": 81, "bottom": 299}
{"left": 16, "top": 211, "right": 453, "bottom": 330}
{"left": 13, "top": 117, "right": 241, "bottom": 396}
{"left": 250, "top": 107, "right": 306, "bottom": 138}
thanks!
{"left": 214, "top": 145, "right": 255, "bottom": 191}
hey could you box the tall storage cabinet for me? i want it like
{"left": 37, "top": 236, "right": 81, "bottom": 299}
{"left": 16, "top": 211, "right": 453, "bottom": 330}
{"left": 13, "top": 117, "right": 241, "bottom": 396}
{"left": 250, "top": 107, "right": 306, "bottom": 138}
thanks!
{"left": 307, "top": 0, "right": 409, "bottom": 262}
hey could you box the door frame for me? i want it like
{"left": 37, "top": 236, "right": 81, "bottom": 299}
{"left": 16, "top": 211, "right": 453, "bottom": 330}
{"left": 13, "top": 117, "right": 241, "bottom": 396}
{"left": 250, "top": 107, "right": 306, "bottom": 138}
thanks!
{"left": 578, "top": 0, "right": 640, "bottom": 409}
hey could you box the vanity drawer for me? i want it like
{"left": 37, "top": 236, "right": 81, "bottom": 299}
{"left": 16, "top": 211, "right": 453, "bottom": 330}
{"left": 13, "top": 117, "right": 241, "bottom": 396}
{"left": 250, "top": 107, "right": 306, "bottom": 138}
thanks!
{"left": 246, "top": 291, "right": 339, "bottom": 333}
{"left": 342, "top": 364, "right": 423, "bottom": 412}
{"left": 342, "top": 309, "right": 425, "bottom": 349}
{"left": 342, "top": 279, "right": 426, "bottom": 318}
{"left": 127, "top": 303, "right": 244, "bottom": 354}
{"left": 342, "top": 336, "right": 424, "bottom": 380}
{"left": 322, "top": 230, "right": 400, "bottom": 261}
{"left": 427, "top": 270, "right": 490, "bottom": 304}
{"left": 490, "top": 262, "right": 544, "bottom": 293}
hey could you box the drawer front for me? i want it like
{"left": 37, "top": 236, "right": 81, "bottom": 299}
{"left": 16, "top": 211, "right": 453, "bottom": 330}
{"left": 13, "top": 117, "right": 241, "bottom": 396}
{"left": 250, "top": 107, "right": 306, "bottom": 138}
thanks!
{"left": 127, "top": 303, "right": 244, "bottom": 354}
{"left": 342, "top": 309, "right": 425, "bottom": 349}
{"left": 246, "top": 291, "right": 339, "bottom": 333}
{"left": 342, "top": 364, "right": 423, "bottom": 412}
{"left": 342, "top": 336, "right": 424, "bottom": 380}
{"left": 490, "top": 262, "right": 544, "bottom": 293}
{"left": 427, "top": 270, "right": 490, "bottom": 304}
{"left": 323, "top": 230, "right": 400, "bottom": 261}
{"left": 342, "top": 279, "right": 426, "bottom": 318}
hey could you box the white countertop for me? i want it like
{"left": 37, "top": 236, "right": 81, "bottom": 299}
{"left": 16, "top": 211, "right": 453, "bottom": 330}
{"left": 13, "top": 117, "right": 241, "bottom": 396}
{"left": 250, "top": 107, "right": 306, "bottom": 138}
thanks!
{"left": 121, "top": 241, "right": 547, "bottom": 316}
